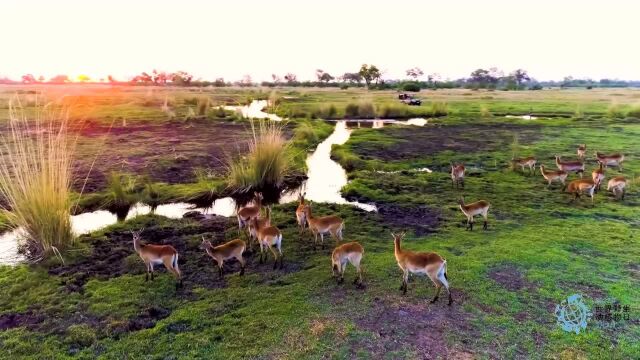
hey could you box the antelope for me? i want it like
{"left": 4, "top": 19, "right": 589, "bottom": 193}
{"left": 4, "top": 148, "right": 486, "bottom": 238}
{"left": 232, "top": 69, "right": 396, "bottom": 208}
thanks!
{"left": 251, "top": 217, "right": 284, "bottom": 269}
{"left": 539, "top": 164, "right": 568, "bottom": 189}
{"left": 595, "top": 152, "right": 625, "bottom": 171}
{"left": 331, "top": 242, "right": 364, "bottom": 285}
{"left": 566, "top": 179, "right": 596, "bottom": 203}
{"left": 237, "top": 192, "right": 263, "bottom": 230}
{"left": 591, "top": 163, "right": 605, "bottom": 191}
{"left": 577, "top": 144, "right": 587, "bottom": 159}
{"left": 295, "top": 193, "right": 307, "bottom": 235}
{"left": 512, "top": 156, "right": 537, "bottom": 175}
{"left": 248, "top": 207, "right": 271, "bottom": 247}
{"left": 458, "top": 196, "right": 490, "bottom": 231}
{"left": 607, "top": 176, "right": 627, "bottom": 200}
{"left": 304, "top": 203, "right": 344, "bottom": 249}
{"left": 131, "top": 229, "right": 182, "bottom": 288}
{"left": 201, "top": 237, "right": 246, "bottom": 278}
{"left": 392, "top": 232, "right": 452, "bottom": 305}
{"left": 555, "top": 155, "right": 584, "bottom": 178}
{"left": 450, "top": 163, "right": 465, "bottom": 189}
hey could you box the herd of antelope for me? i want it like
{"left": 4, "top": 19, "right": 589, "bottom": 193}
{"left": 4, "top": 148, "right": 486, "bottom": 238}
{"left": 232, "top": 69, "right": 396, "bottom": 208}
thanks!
{"left": 512, "top": 144, "right": 627, "bottom": 203}
{"left": 128, "top": 144, "right": 627, "bottom": 307}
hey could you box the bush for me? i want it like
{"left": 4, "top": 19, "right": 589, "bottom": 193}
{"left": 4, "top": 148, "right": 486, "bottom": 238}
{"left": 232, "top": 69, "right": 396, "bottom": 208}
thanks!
{"left": 401, "top": 82, "right": 421, "bottom": 92}
{"left": 339, "top": 84, "right": 349, "bottom": 90}
{"left": 626, "top": 105, "right": 640, "bottom": 118}
{"left": 529, "top": 84, "right": 543, "bottom": 90}
{"left": 66, "top": 324, "right": 97, "bottom": 348}
{"left": 430, "top": 102, "right": 449, "bottom": 117}
{"left": 0, "top": 101, "right": 75, "bottom": 261}
{"left": 607, "top": 103, "right": 625, "bottom": 119}
{"left": 294, "top": 121, "right": 318, "bottom": 143}
{"left": 227, "top": 121, "right": 291, "bottom": 192}
{"left": 357, "top": 101, "right": 376, "bottom": 118}
{"left": 344, "top": 103, "right": 359, "bottom": 118}
{"left": 379, "top": 104, "right": 409, "bottom": 118}
{"left": 104, "top": 173, "right": 139, "bottom": 221}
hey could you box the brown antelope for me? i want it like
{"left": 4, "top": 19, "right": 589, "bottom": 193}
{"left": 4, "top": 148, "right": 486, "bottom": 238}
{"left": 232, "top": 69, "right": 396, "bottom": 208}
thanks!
{"left": 566, "top": 179, "right": 596, "bottom": 203}
{"left": 201, "top": 237, "right": 246, "bottom": 278}
{"left": 331, "top": 242, "right": 364, "bottom": 285}
{"left": 591, "top": 163, "right": 605, "bottom": 191}
{"left": 248, "top": 207, "right": 271, "bottom": 247}
{"left": 304, "top": 203, "right": 344, "bottom": 249}
{"left": 131, "top": 229, "right": 182, "bottom": 288}
{"left": 251, "top": 217, "right": 284, "bottom": 269}
{"left": 237, "top": 192, "right": 263, "bottom": 230}
{"left": 450, "top": 163, "right": 465, "bottom": 189}
{"left": 392, "top": 232, "right": 452, "bottom": 305}
{"left": 539, "top": 164, "right": 568, "bottom": 189}
{"left": 458, "top": 197, "right": 490, "bottom": 231}
{"left": 295, "top": 193, "right": 307, "bottom": 235}
{"left": 595, "top": 152, "right": 625, "bottom": 171}
{"left": 555, "top": 155, "right": 585, "bottom": 178}
{"left": 577, "top": 144, "right": 587, "bottom": 159}
{"left": 512, "top": 156, "right": 537, "bottom": 175}
{"left": 607, "top": 176, "right": 627, "bottom": 200}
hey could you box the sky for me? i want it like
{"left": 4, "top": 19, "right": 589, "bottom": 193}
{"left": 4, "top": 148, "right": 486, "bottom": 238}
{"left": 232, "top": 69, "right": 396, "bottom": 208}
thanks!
{"left": 1, "top": 0, "right": 639, "bottom": 82}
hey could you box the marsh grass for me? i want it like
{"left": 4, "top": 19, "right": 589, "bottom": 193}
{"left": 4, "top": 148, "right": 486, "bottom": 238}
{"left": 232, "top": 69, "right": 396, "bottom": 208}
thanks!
{"left": 227, "top": 121, "right": 290, "bottom": 194}
{"left": 607, "top": 103, "right": 625, "bottom": 118}
{"left": 104, "top": 173, "right": 139, "bottom": 221}
{"left": 480, "top": 104, "right": 492, "bottom": 118}
{"left": 430, "top": 101, "right": 449, "bottom": 116}
{"left": 0, "top": 100, "right": 75, "bottom": 261}
{"left": 196, "top": 96, "right": 210, "bottom": 116}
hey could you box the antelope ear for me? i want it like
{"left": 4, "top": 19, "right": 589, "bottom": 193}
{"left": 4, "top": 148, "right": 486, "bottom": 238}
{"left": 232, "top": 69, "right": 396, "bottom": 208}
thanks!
{"left": 390, "top": 232, "right": 396, "bottom": 238}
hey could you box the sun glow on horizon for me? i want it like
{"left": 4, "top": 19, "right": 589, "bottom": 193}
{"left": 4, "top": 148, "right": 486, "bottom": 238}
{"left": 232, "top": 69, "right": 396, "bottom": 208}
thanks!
{"left": 2, "top": 0, "right": 640, "bottom": 82}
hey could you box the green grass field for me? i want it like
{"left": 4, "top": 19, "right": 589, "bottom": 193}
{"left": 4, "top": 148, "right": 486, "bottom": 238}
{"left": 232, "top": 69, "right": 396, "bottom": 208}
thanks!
{"left": 0, "top": 85, "right": 639, "bottom": 359}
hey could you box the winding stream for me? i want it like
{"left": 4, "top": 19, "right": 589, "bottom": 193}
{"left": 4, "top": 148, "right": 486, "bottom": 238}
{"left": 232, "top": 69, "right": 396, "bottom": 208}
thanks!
{"left": 0, "top": 115, "right": 426, "bottom": 264}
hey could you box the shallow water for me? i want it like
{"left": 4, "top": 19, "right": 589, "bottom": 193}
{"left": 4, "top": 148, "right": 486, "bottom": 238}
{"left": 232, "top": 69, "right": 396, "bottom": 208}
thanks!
{"left": 224, "top": 100, "right": 283, "bottom": 121}
{"left": 505, "top": 115, "right": 537, "bottom": 120}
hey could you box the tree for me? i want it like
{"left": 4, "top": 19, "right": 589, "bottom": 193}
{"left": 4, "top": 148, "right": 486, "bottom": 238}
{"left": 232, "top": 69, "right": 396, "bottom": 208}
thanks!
{"left": 107, "top": 75, "right": 116, "bottom": 83}
{"left": 284, "top": 73, "right": 297, "bottom": 83}
{"left": 469, "top": 68, "right": 499, "bottom": 88}
{"left": 49, "top": 74, "right": 69, "bottom": 83}
{"left": 213, "top": 77, "right": 226, "bottom": 87}
{"left": 152, "top": 70, "right": 169, "bottom": 85}
{"left": 406, "top": 67, "right": 424, "bottom": 80}
{"left": 271, "top": 74, "right": 281, "bottom": 84}
{"left": 21, "top": 74, "right": 36, "bottom": 83}
{"left": 511, "top": 69, "right": 530, "bottom": 88}
{"left": 315, "top": 69, "right": 334, "bottom": 83}
{"left": 341, "top": 72, "right": 362, "bottom": 84}
{"left": 170, "top": 71, "right": 193, "bottom": 85}
{"left": 359, "top": 64, "right": 381, "bottom": 88}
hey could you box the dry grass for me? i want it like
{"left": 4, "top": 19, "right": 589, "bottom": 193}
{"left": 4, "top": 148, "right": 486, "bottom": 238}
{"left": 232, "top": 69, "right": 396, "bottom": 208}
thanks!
{"left": 0, "top": 99, "right": 75, "bottom": 261}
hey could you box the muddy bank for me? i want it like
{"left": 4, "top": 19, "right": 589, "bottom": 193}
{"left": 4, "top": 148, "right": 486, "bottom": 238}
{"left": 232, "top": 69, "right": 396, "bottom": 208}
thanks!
{"left": 352, "top": 123, "right": 543, "bottom": 161}
{"left": 70, "top": 120, "right": 254, "bottom": 192}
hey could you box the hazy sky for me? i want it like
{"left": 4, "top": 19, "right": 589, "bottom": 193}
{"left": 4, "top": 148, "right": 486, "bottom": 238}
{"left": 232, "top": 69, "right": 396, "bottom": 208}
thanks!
{"left": 2, "top": 0, "right": 639, "bottom": 81}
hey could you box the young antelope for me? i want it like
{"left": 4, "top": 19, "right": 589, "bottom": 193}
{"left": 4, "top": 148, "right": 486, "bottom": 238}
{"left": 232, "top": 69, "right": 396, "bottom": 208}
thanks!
{"left": 591, "top": 163, "right": 605, "bottom": 192}
{"left": 566, "top": 179, "right": 596, "bottom": 203}
{"left": 295, "top": 193, "right": 307, "bottom": 235}
{"left": 577, "top": 144, "right": 587, "bottom": 159}
{"left": 331, "top": 242, "right": 364, "bottom": 285}
{"left": 512, "top": 156, "right": 537, "bottom": 175}
{"left": 458, "top": 196, "right": 490, "bottom": 231}
{"left": 201, "top": 237, "right": 246, "bottom": 278}
{"left": 251, "top": 217, "right": 284, "bottom": 269}
{"left": 131, "top": 229, "right": 182, "bottom": 288}
{"left": 539, "top": 164, "right": 568, "bottom": 189}
{"left": 304, "top": 203, "right": 344, "bottom": 249}
{"left": 607, "top": 176, "right": 627, "bottom": 200}
{"left": 237, "top": 192, "right": 263, "bottom": 230}
{"left": 450, "top": 163, "right": 465, "bottom": 189}
{"left": 392, "top": 232, "right": 452, "bottom": 305}
{"left": 555, "top": 155, "right": 585, "bottom": 178}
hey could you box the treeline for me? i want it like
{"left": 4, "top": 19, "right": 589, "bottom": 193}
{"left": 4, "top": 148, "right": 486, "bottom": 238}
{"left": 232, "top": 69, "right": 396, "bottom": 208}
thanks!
{"left": 1, "top": 66, "right": 639, "bottom": 89}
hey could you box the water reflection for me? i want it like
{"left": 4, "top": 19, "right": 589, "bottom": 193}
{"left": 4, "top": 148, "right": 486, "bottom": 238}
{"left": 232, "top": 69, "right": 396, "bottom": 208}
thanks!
{"left": 336, "top": 118, "right": 428, "bottom": 128}
{"left": 505, "top": 115, "right": 537, "bottom": 120}
{"left": 224, "top": 100, "right": 283, "bottom": 121}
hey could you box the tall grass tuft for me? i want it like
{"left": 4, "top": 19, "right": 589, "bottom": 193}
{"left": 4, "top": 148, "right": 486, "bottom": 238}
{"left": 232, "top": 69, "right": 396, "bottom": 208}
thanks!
{"left": 607, "top": 103, "right": 624, "bottom": 119}
{"left": 480, "top": 104, "right": 491, "bottom": 118}
{"left": 626, "top": 105, "right": 640, "bottom": 118}
{"left": 430, "top": 102, "right": 449, "bottom": 117}
{"left": 357, "top": 101, "right": 376, "bottom": 118}
{"left": 0, "top": 100, "right": 75, "bottom": 261}
{"left": 379, "top": 104, "right": 409, "bottom": 118}
{"left": 196, "top": 96, "right": 210, "bottom": 117}
{"left": 227, "top": 121, "right": 290, "bottom": 193}
{"left": 103, "top": 173, "right": 138, "bottom": 221}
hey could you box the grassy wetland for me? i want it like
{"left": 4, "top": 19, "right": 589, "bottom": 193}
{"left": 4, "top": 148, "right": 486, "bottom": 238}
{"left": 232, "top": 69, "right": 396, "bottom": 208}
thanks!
{"left": 0, "top": 85, "right": 639, "bottom": 359}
